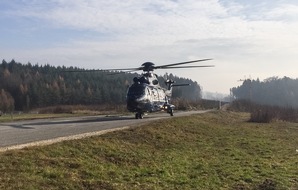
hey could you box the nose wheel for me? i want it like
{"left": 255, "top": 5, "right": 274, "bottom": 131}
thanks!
{"left": 135, "top": 112, "right": 144, "bottom": 119}
{"left": 168, "top": 108, "right": 174, "bottom": 116}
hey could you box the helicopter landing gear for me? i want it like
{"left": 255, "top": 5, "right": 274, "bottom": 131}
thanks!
{"left": 168, "top": 108, "right": 174, "bottom": 116}
{"left": 135, "top": 112, "right": 144, "bottom": 119}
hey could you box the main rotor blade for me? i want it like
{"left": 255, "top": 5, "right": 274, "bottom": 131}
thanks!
{"left": 154, "top": 59, "right": 212, "bottom": 69}
{"left": 62, "top": 69, "right": 107, "bottom": 72}
{"left": 62, "top": 58, "right": 213, "bottom": 73}
{"left": 103, "top": 67, "right": 142, "bottom": 71}
{"left": 159, "top": 65, "right": 215, "bottom": 69}
{"left": 63, "top": 67, "right": 141, "bottom": 73}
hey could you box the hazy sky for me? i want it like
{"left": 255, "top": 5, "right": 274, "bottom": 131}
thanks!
{"left": 1, "top": 0, "right": 298, "bottom": 94}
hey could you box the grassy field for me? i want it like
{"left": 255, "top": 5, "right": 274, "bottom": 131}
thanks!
{"left": 0, "top": 111, "right": 297, "bottom": 189}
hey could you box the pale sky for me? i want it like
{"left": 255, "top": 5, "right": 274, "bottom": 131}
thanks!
{"left": 1, "top": 0, "right": 298, "bottom": 94}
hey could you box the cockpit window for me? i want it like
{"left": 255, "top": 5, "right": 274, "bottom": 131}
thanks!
{"left": 127, "top": 84, "right": 146, "bottom": 96}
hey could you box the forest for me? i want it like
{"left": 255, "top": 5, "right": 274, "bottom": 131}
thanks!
{"left": 0, "top": 59, "right": 202, "bottom": 112}
{"left": 231, "top": 76, "right": 298, "bottom": 108}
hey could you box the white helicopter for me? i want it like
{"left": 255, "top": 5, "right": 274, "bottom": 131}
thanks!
{"left": 105, "top": 59, "right": 213, "bottom": 119}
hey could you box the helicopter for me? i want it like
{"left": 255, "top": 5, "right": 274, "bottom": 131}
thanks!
{"left": 102, "top": 59, "right": 214, "bottom": 119}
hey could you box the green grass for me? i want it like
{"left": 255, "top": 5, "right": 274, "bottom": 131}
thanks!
{"left": 0, "top": 111, "right": 297, "bottom": 189}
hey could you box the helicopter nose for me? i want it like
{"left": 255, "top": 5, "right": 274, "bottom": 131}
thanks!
{"left": 127, "top": 94, "right": 145, "bottom": 102}
{"left": 127, "top": 96, "right": 147, "bottom": 111}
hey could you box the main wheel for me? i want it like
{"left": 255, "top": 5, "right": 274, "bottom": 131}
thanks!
{"left": 168, "top": 108, "right": 174, "bottom": 116}
{"left": 135, "top": 112, "right": 144, "bottom": 119}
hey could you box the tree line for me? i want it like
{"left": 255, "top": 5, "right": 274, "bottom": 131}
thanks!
{"left": 231, "top": 76, "right": 298, "bottom": 108}
{"left": 0, "top": 59, "right": 202, "bottom": 112}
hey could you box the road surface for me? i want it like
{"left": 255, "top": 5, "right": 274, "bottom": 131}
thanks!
{"left": 0, "top": 111, "right": 208, "bottom": 151}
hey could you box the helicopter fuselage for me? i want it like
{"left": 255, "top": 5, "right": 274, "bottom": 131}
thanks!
{"left": 126, "top": 72, "right": 174, "bottom": 118}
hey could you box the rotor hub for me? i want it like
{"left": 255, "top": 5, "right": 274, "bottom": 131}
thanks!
{"left": 141, "top": 62, "right": 155, "bottom": 72}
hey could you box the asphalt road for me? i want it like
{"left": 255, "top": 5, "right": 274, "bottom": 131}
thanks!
{"left": 0, "top": 110, "right": 208, "bottom": 151}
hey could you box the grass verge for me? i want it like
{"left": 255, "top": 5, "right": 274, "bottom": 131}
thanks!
{"left": 0, "top": 111, "right": 297, "bottom": 189}
{"left": 0, "top": 104, "right": 129, "bottom": 123}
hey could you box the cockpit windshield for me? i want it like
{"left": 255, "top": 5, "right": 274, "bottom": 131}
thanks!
{"left": 127, "top": 84, "right": 146, "bottom": 97}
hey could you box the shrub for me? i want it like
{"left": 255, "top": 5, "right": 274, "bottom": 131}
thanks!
{"left": 249, "top": 109, "right": 275, "bottom": 123}
{"left": 230, "top": 100, "right": 298, "bottom": 123}
{"left": 171, "top": 98, "right": 222, "bottom": 110}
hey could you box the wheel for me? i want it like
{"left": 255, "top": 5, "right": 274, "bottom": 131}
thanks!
{"left": 168, "top": 108, "right": 173, "bottom": 116}
{"left": 135, "top": 112, "right": 144, "bottom": 119}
